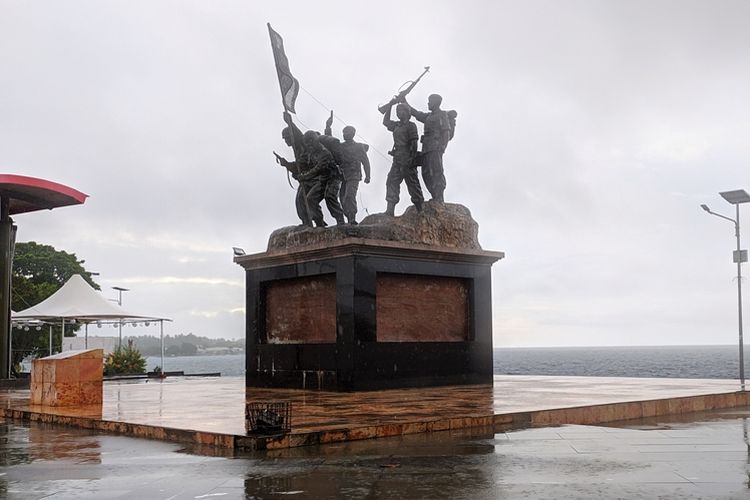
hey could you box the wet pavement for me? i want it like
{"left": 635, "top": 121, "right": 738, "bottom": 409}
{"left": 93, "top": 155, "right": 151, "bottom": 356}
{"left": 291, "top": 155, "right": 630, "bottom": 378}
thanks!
{"left": 3, "top": 407, "right": 750, "bottom": 499}
{"left": 1, "top": 376, "right": 744, "bottom": 451}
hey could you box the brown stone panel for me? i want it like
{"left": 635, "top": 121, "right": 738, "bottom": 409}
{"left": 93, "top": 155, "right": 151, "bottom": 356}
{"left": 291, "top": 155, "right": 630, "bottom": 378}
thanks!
{"left": 54, "top": 358, "right": 80, "bottom": 384}
{"left": 30, "top": 382, "right": 43, "bottom": 405}
{"left": 376, "top": 274, "right": 469, "bottom": 342}
{"left": 30, "top": 349, "right": 104, "bottom": 406}
{"left": 79, "top": 358, "right": 103, "bottom": 382}
{"left": 79, "top": 382, "right": 104, "bottom": 405}
{"left": 41, "top": 360, "right": 55, "bottom": 383}
{"left": 265, "top": 275, "right": 337, "bottom": 344}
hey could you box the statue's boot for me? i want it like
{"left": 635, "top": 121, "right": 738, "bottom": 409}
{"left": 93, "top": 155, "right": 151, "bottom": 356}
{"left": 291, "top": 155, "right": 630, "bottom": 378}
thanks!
{"left": 314, "top": 218, "right": 327, "bottom": 228}
{"left": 414, "top": 201, "right": 423, "bottom": 212}
{"left": 385, "top": 202, "right": 396, "bottom": 216}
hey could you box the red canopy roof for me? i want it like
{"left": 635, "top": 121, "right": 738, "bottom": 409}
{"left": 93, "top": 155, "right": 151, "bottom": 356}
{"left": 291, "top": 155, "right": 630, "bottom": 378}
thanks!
{"left": 0, "top": 174, "right": 88, "bottom": 215}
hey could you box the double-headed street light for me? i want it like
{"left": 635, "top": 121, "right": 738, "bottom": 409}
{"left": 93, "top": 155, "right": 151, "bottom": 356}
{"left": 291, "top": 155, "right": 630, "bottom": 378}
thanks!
{"left": 701, "top": 189, "right": 750, "bottom": 390}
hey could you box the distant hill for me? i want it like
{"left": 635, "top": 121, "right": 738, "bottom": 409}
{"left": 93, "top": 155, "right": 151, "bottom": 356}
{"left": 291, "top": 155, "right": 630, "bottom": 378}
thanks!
{"left": 125, "top": 334, "right": 245, "bottom": 356}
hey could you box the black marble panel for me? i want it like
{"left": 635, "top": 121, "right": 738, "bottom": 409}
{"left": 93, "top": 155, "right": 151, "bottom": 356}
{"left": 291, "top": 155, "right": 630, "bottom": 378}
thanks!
{"left": 243, "top": 246, "right": 497, "bottom": 391}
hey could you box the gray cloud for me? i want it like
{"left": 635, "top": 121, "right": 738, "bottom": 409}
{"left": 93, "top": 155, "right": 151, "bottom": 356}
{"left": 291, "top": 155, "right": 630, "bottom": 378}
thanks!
{"left": 2, "top": 0, "right": 749, "bottom": 345}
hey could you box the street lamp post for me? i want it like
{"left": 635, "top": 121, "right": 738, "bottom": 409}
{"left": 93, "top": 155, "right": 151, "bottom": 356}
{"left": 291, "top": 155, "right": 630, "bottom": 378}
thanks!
{"left": 112, "top": 286, "right": 129, "bottom": 348}
{"left": 702, "top": 189, "right": 750, "bottom": 391}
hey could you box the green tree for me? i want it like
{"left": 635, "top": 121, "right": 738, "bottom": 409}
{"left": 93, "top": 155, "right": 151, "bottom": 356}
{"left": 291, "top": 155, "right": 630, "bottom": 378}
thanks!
{"left": 11, "top": 242, "right": 99, "bottom": 368}
{"left": 104, "top": 340, "right": 146, "bottom": 375}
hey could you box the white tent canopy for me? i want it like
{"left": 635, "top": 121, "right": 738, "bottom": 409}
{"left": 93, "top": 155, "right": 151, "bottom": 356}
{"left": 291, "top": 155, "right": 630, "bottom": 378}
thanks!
{"left": 13, "top": 274, "right": 162, "bottom": 322}
{"left": 12, "top": 274, "right": 170, "bottom": 369}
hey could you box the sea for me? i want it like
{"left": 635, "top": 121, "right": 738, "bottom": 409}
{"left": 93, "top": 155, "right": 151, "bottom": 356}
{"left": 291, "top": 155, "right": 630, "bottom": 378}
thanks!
{"left": 146, "top": 345, "right": 748, "bottom": 380}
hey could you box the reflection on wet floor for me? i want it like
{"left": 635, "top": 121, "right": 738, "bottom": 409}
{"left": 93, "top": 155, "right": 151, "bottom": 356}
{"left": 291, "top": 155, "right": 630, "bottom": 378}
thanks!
{"left": 3, "top": 408, "right": 750, "bottom": 499}
{"left": 2, "top": 376, "right": 744, "bottom": 442}
{"left": 1, "top": 425, "right": 102, "bottom": 466}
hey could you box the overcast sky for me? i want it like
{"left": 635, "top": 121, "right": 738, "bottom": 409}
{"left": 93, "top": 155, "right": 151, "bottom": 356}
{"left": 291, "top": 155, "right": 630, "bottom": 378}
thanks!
{"left": 1, "top": 1, "right": 749, "bottom": 346}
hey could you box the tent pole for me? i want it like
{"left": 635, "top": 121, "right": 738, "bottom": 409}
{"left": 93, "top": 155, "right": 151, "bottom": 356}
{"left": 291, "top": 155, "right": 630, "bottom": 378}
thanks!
{"left": 85, "top": 323, "right": 88, "bottom": 349}
{"left": 59, "top": 318, "right": 64, "bottom": 355}
{"left": 160, "top": 320, "right": 164, "bottom": 376}
{"left": 8, "top": 319, "right": 12, "bottom": 377}
{"left": 49, "top": 325, "right": 52, "bottom": 355}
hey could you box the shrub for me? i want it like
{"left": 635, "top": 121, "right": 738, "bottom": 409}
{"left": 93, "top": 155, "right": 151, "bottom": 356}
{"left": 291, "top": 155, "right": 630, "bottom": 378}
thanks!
{"left": 104, "top": 340, "right": 146, "bottom": 375}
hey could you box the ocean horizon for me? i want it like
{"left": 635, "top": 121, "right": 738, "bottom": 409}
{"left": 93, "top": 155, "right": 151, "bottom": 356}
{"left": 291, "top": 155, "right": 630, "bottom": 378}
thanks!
{"left": 146, "top": 344, "right": 747, "bottom": 380}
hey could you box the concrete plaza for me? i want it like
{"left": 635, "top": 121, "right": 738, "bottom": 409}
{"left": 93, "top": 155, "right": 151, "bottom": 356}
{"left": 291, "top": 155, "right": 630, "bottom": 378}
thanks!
{"left": 0, "top": 375, "right": 746, "bottom": 451}
{"left": 2, "top": 406, "right": 750, "bottom": 499}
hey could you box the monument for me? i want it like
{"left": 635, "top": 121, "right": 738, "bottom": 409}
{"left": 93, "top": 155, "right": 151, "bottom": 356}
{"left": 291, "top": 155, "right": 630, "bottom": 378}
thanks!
{"left": 234, "top": 26, "right": 503, "bottom": 390}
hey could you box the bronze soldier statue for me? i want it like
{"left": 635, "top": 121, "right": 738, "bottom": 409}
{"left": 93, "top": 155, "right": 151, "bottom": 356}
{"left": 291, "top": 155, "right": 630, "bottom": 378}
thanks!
{"left": 404, "top": 94, "right": 455, "bottom": 202}
{"left": 381, "top": 101, "right": 423, "bottom": 216}
{"left": 315, "top": 126, "right": 348, "bottom": 227}
{"left": 276, "top": 113, "right": 345, "bottom": 226}
{"left": 298, "top": 129, "right": 345, "bottom": 226}
{"left": 323, "top": 115, "right": 371, "bottom": 224}
{"left": 277, "top": 116, "right": 312, "bottom": 226}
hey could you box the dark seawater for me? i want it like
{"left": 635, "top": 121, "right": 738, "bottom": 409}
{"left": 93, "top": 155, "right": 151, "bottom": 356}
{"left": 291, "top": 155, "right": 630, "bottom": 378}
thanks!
{"left": 494, "top": 345, "right": 745, "bottom": 379}
{"left": 147, "top": 345, "right": 746, "bottom": 380}
{"left": 145, "top": 354, "right": 246, "bottom": 377}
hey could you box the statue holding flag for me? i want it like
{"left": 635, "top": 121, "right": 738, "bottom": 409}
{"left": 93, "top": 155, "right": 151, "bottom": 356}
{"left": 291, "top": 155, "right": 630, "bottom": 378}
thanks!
{"left": 267, "top": 23, "right": 300, "bottom": 115}
{"left": 274, "top": 115, "right": 345, "bottom": 227}
{"left": 275, "top": 117, "right": 311, "bottom": 226}
{"left": 268, "top": 24, "right": 345, "bottom": 227}
{"left": 268, "top": 23, "right": 310, "bottom": 226}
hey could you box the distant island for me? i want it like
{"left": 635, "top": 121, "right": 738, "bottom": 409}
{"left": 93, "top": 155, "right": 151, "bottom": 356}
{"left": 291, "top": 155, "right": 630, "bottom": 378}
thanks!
{"left": 125, "top": 333, "right": 245, "bottom": 357}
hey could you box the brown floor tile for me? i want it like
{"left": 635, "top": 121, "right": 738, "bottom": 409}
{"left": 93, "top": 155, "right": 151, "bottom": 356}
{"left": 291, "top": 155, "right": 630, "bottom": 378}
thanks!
{"left": 0, "top": 375, "right": 746, "bottom": 450}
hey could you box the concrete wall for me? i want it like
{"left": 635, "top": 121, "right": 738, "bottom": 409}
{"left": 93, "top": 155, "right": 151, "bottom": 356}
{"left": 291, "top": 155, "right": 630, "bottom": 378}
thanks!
{"left": 62, "top": 336, "right": 117, "bottom": 355}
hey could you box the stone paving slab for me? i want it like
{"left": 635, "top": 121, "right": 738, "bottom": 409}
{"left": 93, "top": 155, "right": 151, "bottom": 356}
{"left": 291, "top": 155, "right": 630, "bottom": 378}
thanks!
{"left": 0, "top": 375, "right": 746, "bottom": 450}
{"left": 4, "top": 408, "right": 750, "bottom": 499}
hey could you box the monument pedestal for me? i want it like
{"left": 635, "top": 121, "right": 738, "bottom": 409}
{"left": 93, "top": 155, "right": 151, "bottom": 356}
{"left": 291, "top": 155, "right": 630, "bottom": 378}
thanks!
{"left": 236, "top": 237, "right": 503, "bottom": 391}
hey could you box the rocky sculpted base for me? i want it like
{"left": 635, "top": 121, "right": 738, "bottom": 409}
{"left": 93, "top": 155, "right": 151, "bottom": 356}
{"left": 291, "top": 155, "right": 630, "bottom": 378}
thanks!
{"left": 267, "top": 202, "right": 481, "bottom": 251}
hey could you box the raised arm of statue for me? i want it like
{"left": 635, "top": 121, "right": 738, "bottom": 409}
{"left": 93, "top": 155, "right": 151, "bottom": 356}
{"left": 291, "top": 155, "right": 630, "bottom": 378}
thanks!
{"left": 408, "top": 106, "right": 428, "bottom": 123}
{"left": 324, "top": 111, "right": 334, "bottom": 137}
{"left": 382, "top": 103, "right": 392, "bottom": 126}
{"left": 283, "top": 111, "right": 304, "bottom": 143}
{"left": 382, "top": 103, "right": 398, "bottom": 131}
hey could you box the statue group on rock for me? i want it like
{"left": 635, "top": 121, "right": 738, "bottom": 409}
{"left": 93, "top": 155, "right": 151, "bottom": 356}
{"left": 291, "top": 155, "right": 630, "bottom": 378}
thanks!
{"left": 274, "top": 79, "right": 456, "bottom": 227}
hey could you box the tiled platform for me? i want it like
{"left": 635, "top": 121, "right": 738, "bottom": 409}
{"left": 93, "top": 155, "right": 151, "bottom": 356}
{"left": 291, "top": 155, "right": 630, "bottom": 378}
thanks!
{"left": 6, "top": 409, "right": 750, "bottom": 499}
{"left": 0, "top": 375, "right": 746, "bottom": 451}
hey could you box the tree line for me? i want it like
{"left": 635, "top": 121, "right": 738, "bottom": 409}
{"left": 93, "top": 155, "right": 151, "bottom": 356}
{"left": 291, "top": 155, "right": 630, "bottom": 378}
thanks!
{"left": 11, "top": 242, "right": 99, "bottom": 368}
{"left": 10, "top": 241, "right": 244, "bottom": 368}
{"left": 126, "top": 333, "right": 245, "bottom": 356}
